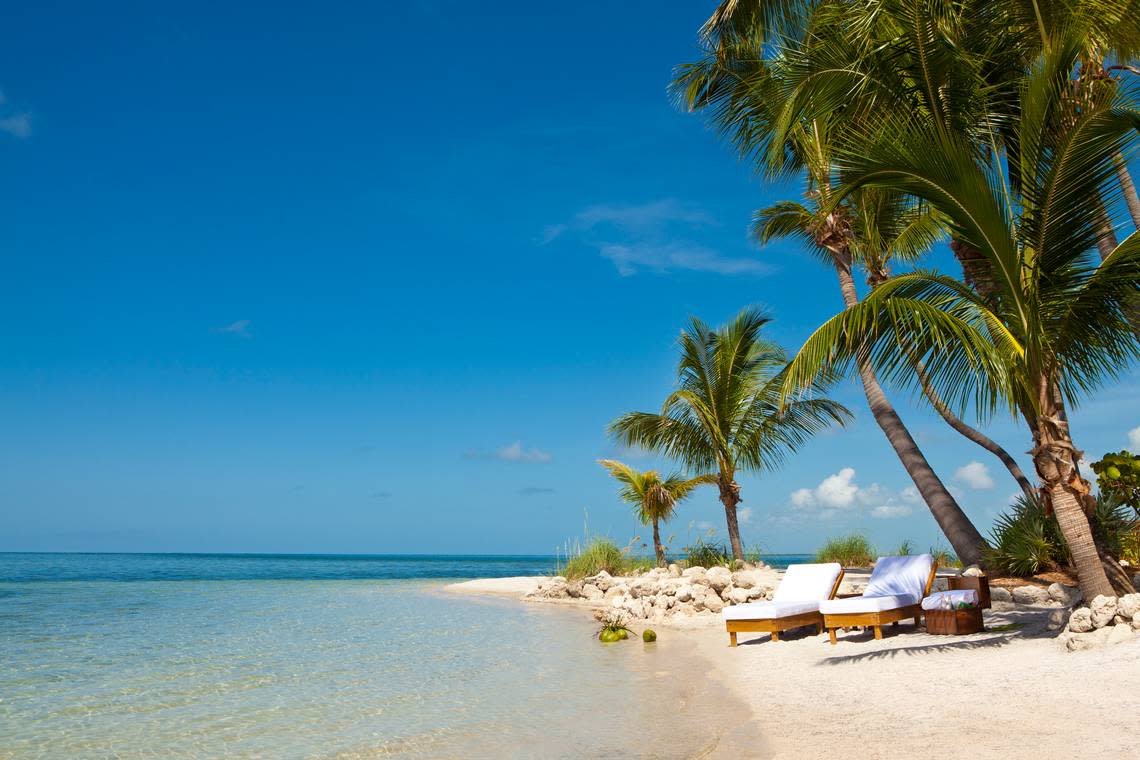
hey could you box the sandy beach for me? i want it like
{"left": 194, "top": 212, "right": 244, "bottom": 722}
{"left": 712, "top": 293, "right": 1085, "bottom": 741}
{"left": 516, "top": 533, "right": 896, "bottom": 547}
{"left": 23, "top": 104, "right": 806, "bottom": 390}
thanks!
{"left": 446, "top": 576, "right": 1140, "bottom": 759}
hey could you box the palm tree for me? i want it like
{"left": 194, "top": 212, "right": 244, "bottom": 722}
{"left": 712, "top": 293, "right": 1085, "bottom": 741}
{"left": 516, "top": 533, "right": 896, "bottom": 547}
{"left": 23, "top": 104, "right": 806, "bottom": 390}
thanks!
{"left": 784, "top": 37, "right": 1140, "bottom": 599}
{"left": 673, "top": 42, "right": 992, "bottom": 565}
{"left": 609, "top": 308, "right": 851, "bottom": 563}
{"left": 597, "top": 460, "right": 714, "bottom": 566}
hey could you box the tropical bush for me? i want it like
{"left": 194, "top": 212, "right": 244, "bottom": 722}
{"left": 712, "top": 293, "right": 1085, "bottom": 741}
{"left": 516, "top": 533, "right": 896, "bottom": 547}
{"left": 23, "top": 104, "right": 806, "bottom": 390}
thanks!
{"left": 557, "top": 537, "right": 653, "bottom": 580}
{"left": 815, "top": 533, "right": 875, "bottom": 567}
{"left": 1090, "top": 451, "right": 1140, "bottom": 514}
{"left": 895, "top": 540, "right": 914, "bottom": 556}
{"left": 984, "top": 495, "right": 1139, "bottom": 576}
{"left": 928, "top": 545, "right": 962, "bottom": 570}
{"left": 684, "top": 537, "right": 732, "bottom": 568}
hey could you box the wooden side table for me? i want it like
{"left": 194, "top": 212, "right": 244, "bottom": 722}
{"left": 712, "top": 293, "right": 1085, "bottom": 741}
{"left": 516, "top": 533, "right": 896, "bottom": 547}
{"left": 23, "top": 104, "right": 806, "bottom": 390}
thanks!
{"left": 947, "top": 575, "right": 991, "bottom": 609}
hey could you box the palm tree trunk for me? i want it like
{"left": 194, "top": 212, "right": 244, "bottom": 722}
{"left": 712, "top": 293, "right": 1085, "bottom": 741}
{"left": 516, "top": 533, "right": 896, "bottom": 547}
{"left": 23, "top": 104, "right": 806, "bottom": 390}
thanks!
{"left": 718, "top": 476, "right": 745, "bottom": 564}
{"left": 1094, "top": 195, "right": 1119, "bottom": 260}
{"left": 652, "top": 518, "right": 665, "bottom": 567}
{"left": 914, "top": 360, "right": 1036, "bottom": 498}
{"left": 1114, "top": 152, "right": 1140, "bottom": 228}
{"left": 833, "top": 254, "right": 987, "bottom": 566}
{"left": 1031, "top": 375, "right": 1116, "bottom": 600}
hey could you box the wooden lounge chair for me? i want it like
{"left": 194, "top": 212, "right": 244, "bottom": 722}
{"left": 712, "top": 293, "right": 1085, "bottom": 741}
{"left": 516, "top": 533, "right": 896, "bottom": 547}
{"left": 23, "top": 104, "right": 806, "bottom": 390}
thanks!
{"left": 819, "top": 554, "right": 938, "bottom": 645}
{"left": 723, "top": 563, "right": 844, "bottom": 646}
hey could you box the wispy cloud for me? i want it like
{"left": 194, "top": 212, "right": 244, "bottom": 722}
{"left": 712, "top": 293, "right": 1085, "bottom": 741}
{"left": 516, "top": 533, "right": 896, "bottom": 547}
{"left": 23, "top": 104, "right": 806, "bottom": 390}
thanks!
{"left": 466, "top": 441, "right": 553, "bottom": 464}
{"left": 519, "top": 486, "right": 556, "bottom": 496}
{"left": 954, "top": 461, "right": 995, "bottom": 490}
{"left": 544, "top": 199, "right": 770, "bottom": 277}
{"left": 1129, "top": 425, "right": 1140, "bottom": 450}
{"left": 738, "top": 506, "right": 753, "bottom": 524}
{"left": 215, "top": 319, "right": 252, "bottom": 338}
{"left": 0, "top": 89, "right": 32, "bottom": 139}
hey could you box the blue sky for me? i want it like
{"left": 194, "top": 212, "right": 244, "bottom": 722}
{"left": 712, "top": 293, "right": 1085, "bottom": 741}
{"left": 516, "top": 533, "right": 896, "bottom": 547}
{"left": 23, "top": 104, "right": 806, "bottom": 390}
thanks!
{"left": 2, "top": 1, "right": 1138, "bottom": 555}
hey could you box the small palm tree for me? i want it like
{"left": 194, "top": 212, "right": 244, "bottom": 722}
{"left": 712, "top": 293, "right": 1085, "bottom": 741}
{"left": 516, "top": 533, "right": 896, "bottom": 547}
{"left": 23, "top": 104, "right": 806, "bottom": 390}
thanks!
{"left": 610, "top": 308, "right": 851, "bottom": 563}
{"left": 597, "top": 460, "right": 714, "bottom": 566}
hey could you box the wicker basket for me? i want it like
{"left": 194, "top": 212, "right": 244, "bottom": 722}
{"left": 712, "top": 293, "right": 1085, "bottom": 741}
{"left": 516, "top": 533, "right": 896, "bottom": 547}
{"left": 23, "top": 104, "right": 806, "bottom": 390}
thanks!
{"left": 925, "top": 606, "right": 983, "bottom": 635}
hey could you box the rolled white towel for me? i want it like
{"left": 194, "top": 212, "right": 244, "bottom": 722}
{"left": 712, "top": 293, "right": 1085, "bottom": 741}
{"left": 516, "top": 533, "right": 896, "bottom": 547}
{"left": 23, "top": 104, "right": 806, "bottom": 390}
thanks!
{"left": 921, "top": 589, "right": 979, "bottom": 611}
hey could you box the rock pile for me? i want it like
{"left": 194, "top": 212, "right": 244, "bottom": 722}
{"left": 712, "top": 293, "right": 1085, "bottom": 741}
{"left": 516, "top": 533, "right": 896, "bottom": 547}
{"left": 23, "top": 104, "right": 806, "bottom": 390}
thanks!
{"left": 990, "top": 582, "right": 1081, "bottom": 607}
{"left": 525, "top": 564, "right": 778, "bottom": 622}
{"left": 1059, "top": 593, "right": 1140, "bottom": 651}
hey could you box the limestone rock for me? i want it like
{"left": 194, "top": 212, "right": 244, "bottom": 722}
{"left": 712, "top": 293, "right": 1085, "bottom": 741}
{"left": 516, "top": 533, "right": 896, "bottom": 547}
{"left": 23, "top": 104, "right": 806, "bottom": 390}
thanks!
{"left": 1046, "top": 608, "right": 1069, "bottom": 631}
{"left": 727, "top": 587, "right": 750, "bottom": 605}
{"left": 581, "top": 584, "right": 603, "bottom": 603}
{"left": 706, "top": 566, "right": 732, "bottom": 592}
{"left": 1090, "top": 595, "right": 1118, "bottom": 628}
{"left": 592, "top": 570, "right": 614, "bottom": 592}
{"left": 603, "top": 586, "right": 625, "bottom": 603}
{"left": 990, "top": 587, "right": 1013, "bottom": 603}
{"left": 674, "top": 585, "right": 694, "bottom": 603}
{"left": 1068, "top": 607, "right": 1094, "bottom": 633}
{"left": 1132, "top": 611, "right": 1140, "bottom": 631}
{"left": 1065, "top": 632, "right": 1097, "bottom": 652}
{"left": 732, "top": 570, "right": 759, "bottom": 589}
{"left": 962, "top": 565, "right": 984, "bottom": 577}
{"left": 1116, "top": 593, "right": 1140, "bottom": 620}
{"left": 747, "top": 585, "right": 770, "bottom": 601}
{"left": 565, "top": 580, "right": 583, "bottom": 598}
{"left": 1047, "top": 583, "right": 1082, "bottom": 607}
{"left": 1108, "top": 623, "right": 1133, "bottom": 645}
{"left": 693, "top": 586, "right": 724, "bottom": 613}
{"left": 668, "top": 563, "right": 682, "bottom": 578}
{"left": 1012, "top": 585, "right": 1051, "bottom": 606}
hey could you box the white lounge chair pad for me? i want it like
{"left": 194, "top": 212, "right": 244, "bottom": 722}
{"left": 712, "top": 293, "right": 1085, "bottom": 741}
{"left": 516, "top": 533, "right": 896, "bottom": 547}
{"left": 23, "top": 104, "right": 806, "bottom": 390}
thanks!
{"left": 723, "top": 600, "right": 821, "bottom": 621}
{"left": 820, "top": 593, "right": 920, "bottom": 615}
{"left": 771, "top": 562, "right": 843, "bottom": 603}
{"left": 864, "top": 554, "right": 935, "bottom": 600}
{"left": 921, "top": 589, "right": 979, "bottom": 611}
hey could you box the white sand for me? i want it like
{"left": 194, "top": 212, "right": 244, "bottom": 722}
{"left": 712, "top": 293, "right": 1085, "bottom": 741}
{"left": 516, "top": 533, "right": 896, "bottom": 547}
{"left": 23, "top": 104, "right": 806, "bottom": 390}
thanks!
{"left": 443, "top": 576, "right": 548, "bottom": 597}
{"left": 688, "top": 604, "right": 1140, "bottom": 759}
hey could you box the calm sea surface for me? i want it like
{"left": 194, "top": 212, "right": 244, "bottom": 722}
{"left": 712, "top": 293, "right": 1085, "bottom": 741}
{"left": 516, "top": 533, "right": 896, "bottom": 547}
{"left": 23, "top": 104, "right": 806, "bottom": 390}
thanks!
{"left": 0, "top": 553, "right": 796, "bottom": 759}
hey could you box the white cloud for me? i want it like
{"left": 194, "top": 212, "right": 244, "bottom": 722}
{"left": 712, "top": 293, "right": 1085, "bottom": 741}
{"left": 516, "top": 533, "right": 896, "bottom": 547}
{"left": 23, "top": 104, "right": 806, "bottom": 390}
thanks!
{"left": 215, "top": 319, "right": 252, "bottom": 338}
{"left": 1129, "top": 426, "right": 1140, "bottom": 450}
{"left": 1078, "top": 458, "right": 1096, "bottom": 482}
{"left": 871, "top": 503, "right": 913, "bottom": 519}
{"left": 544, "top": 199, "right": 769, "bottom": 277}
{"left": 816, "top": 467, "right": 860, "bottom": 507}
{"left": 790, "top": 488, "right": 815, "bottom": 508}
{"left": 0, "top": 113, "right": 31, "bottom": 138}
{"left": 494, "top": 441, "right": 552, "bottom": 463}
{"left": 900, "top": 485, "right": 920, "bottom": 503}
{"left": 737, "top": 507, "right": 753, "bottom": 524}
{"left": 954, "top": 461, "right": 995, "bottom": 490}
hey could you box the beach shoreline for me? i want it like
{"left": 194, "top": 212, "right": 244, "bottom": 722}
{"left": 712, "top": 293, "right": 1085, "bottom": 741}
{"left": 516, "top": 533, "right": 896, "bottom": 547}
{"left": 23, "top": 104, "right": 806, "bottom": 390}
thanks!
{"left": 446, "top": 576, "right": 1140, "bottom": 759}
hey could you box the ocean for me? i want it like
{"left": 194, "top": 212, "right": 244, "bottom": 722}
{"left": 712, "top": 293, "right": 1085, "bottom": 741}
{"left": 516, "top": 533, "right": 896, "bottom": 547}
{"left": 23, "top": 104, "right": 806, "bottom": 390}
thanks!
{"left": 0, "top": 553, "right": 797, "bottom": 758}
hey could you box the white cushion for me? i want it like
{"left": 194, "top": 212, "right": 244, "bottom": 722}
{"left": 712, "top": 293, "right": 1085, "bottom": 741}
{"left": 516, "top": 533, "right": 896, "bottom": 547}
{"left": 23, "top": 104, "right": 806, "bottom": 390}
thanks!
{"left": 864, "top": 554, "right": 935, "bottom": 600}
{"left": 820, "top": 593, "right": 920, "bottom": 614}
{"left": 921, "top": 589, "right": 979, "bottom": 611}
{"left": 723, "top": 600, "right": 820, "bottom": 621}
{"left": 771, "top": 562, "right": 843, "bottom": 603}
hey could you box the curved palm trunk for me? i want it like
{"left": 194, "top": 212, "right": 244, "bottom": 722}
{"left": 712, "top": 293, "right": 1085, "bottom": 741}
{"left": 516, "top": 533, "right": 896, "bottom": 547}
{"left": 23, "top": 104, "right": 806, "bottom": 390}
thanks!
{"left": 1114, "top": 153, "right": 1140, "bottom": 228}
{"left": 718, "top": 476, "right": 745, "bottom": 564}
{"left": 914, "top": 361, "right": 1036, "bottom": 498}
{"left": 652, "top": 518, "right": 666, "bottom": 567}
{"left": 1031, "top": 375, "right": 1117, "bottom": 600}
{"left": 834, "top": 254, "right": 987, "bottom": 566}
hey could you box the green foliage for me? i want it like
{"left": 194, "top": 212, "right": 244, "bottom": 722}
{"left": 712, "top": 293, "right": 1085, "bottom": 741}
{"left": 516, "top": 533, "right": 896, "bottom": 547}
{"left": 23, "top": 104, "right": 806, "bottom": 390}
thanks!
{"left": 684, "top": 537, "right": 732, "bottom": 568}
{"left": 928, "top": 545, "right": 962, "bottom": 569}
{"left": 557, "top": 537, "right": 653, "bottom": 580}
{"left": 895, "top": 540, "right": 914, "bottom": 556}
{"left": 984, "top": 494, "right": 1139, "bottom": 576}
{"left": 1090, "top": 451, "right": 1140, "bottom": 513}
{"left": 815, "top": 533, "right": 875, "bottom": 567}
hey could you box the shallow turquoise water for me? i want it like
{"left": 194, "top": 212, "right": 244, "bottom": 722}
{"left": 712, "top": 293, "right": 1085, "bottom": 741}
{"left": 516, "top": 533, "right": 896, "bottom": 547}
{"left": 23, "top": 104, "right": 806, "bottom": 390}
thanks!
{"left": 0, "top": 554, "right": 764, "bottom": 759}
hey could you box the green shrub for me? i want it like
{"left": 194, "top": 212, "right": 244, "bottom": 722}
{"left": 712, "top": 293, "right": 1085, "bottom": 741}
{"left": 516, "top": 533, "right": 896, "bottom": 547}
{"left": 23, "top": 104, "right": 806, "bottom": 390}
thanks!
{"left": 684, "top": 537, "right": 732, "bottom": 568}
{"left": 557, "top": 537, "right": 653, "bottom": 579}
{"left": 815, "top": 533, "right": 876, "bottom": 566}
{"left": 983, "top": 493, "right": 1138, "bottom": 576}
{"left": 929, "top": 545, "right": 962, "bottom": 569}
{"left": 895, "top": 540, "right": 914, "bottom": 556}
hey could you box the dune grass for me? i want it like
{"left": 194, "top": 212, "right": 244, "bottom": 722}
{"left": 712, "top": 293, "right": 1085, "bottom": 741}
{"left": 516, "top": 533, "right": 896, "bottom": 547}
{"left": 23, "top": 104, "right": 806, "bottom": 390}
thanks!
{"left": 557, "top": 537, "right": 654, "bottom": 579}
{"left": 683, "top": 537, "right": 732, "bottom": 568}
{"left": 815, "top": 533, "right": 876, "bottom": 567}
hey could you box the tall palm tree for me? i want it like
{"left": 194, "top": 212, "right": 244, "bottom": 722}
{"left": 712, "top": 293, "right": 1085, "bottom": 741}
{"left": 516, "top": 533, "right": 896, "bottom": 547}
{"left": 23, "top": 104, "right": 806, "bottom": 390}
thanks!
{"left": 673, "top": 42, "right": 992, "bottom": 565}
{"left": 597, "top": 460, "right": 714, "bottom": 566}
{"left": 609, "top": 308, "right": 851, "bottom": 563}
{"left": 784, "top": 37, "right": 1140, "bottom": 599}
{"left": 758, "top": 189, "right": 1037, "bottom": 499}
